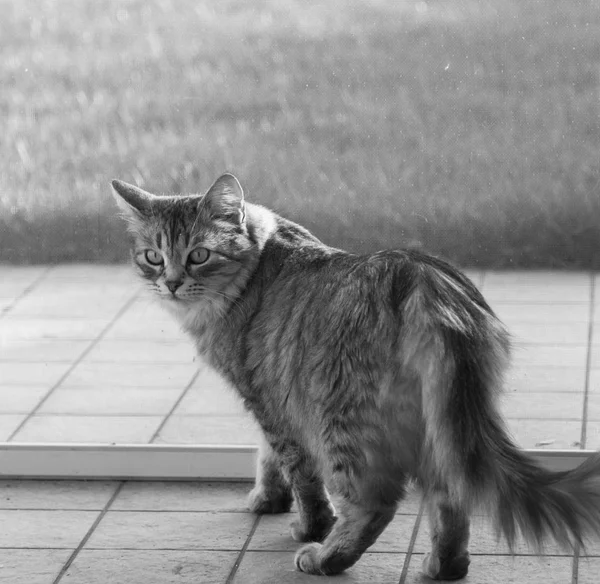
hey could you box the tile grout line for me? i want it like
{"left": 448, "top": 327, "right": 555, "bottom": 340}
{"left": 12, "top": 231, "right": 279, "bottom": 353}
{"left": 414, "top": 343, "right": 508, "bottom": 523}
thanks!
{"left": 6, "top": 291, "right": 140, "bottom": 441}
{"left": 572, "top": 544, "right": 579, "bottom": 584}
{"left": 398, "top": 499, "right": 424, "bottom": 584}
{"left": 52, "top": 481, "right": 125, "bottom": 584}
{"left": 579, "top": 273, "right": 595, "bottom": 450}
{"left": 224, "top": 514, "right": 261, "bottom": 584}
{"left": 149, "top": 367, "right": 202, "bottom": 444}
{"left": 0, "top": 266, "right": 53, "bottom": 319}
{"left": 572, "top": 272, "right": 595, "bottom": 583}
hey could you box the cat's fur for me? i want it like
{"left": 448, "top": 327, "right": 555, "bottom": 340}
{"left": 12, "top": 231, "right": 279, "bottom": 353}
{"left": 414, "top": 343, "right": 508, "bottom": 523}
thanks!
{"left": 112, "top": 173, "right": 600, "bottom": 579}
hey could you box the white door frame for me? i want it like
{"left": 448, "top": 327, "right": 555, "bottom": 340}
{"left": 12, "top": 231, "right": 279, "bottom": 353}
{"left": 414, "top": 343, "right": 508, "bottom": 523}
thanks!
{"left": 0, "top": 443, "right": 594, "bottom": 481}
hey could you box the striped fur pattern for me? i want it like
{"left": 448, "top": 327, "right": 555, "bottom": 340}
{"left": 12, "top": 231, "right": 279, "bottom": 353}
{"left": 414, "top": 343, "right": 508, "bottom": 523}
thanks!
{"left": 112, "top": 173, "right": 600, "bottom": 579}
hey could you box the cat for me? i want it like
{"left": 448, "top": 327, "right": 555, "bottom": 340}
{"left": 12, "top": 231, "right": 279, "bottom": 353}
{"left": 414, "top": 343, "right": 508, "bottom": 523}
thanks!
{"left": 111, "top": 172, "right": 600, "bottom": 579}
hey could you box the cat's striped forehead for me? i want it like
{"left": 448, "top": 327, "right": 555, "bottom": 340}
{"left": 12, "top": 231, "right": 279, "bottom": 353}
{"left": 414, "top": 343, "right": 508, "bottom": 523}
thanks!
{"left": 134, "top": 195, "right": 248, "bottom": 256}
{"left": 148, "top": 198, "right": 202, "bottom": 249}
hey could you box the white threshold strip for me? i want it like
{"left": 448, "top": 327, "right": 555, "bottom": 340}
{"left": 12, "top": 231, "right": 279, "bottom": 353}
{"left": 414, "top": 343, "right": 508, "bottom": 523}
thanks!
{"left": 0, "top": 443, "right": 596, "bottom": 481}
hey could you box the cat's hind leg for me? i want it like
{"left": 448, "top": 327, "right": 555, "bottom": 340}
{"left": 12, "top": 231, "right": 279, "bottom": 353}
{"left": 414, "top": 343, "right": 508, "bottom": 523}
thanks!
{"left": 247, "top": 434, "right": 293, "bottom": 514}
{"left": 421, "top": 491, "right": 471, "bottom": 581}
{"left": 294, "top": 464, "right": 406, "bottom": 575}
{"left": 294, "top": 497, "right": 397, "bottom": 575}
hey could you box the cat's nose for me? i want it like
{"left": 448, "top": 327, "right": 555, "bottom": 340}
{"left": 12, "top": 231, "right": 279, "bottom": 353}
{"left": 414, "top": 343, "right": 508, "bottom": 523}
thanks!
{"left": 165, "top": 280, "right": 183, "bottom": 294}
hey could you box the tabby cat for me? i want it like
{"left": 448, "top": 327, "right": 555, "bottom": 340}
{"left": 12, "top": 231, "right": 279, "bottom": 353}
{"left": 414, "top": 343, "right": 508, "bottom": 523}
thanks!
{"left": 111, "top": 173, "right": 600, "bottom": 579}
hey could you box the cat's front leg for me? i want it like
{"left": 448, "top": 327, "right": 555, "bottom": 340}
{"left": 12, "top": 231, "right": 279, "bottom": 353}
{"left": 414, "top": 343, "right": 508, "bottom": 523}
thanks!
{"left": 247, "top": 434, "right": 293, "bottom": 514}
{"left": 294, "top": 497, "right": 396, "bottom": 575}
{"left": 287, "top": 454, "right": 336, "bottom": 544}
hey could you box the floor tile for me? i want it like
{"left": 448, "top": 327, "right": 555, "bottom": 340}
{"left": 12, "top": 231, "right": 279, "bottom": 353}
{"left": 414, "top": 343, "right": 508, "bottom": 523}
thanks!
{"left": 64, "top": 549, "right": 238, "bottom": 584}
{"left": 492, "top": 303, "right": 589, "bottom": 324}
{"left": 249, "top": 513, "right": 418, "bottom": 553}
{"left": 155, "top": 414, "right": 261, "bottom": 445}
{"left": 584, "top": 422, "right": 600, "bottom": 450}
{"left": 8, "top": 290, "right": 132, "bottom": 318}
{"left": 589, "top": 345, "right": 600, "bottom": 368}
{"left": 173, "top": 386, "right": 245, "bottom": 416}
{"left": 0, "top": 480, "right": 117, "bottom": 509}
{"left": 0, "top": 280, "right": 38, "bottom": 300}
{"left": 234, "top": 551, "right": 405, "bottom": 584}
{"left": 0, "top": 414, "right": 28, "bottom": 440}
{"left": 86, "top": 511, "right": 254, "bottom": 550}
{"left": 586, "top": 370, "right": 600, "bottom": 393}
{"left": 584, "top": 394, "right": 600, "bottom": 420}
{"left": 12, "top": 415, "right": 162, "bottom": 443}
{"left": 0, "top": 509, "right": 98, "bottom": 547}
{"left": 500, "top": 392, "right": 583, "bottom": 421}
{"left": 483, "top": 284, "right": 590, "bottom": 303}
{"left": 0, "top": 362, "right": 71, "bottom": 387}
{"left": 508, "top": 322, "right": 589, "bottom": 345}
{"left": 0, "top": 549, "right": 73, "bottom": 584}
{"left": 84, "top": 339, "right": 196, "bottom": 364}
{"left": 0, "top": 297, "right": 16, "bottom": 312}
{"left": 0, "top": 387, "right": 48, "bottom": 413}
{"left": 37, "top": 388, "right": 183, "bottom": 415}
{"left": 238, "top": 514, "right": 295, "bottom": 553}
{"left": 511, "top": 344, "right": 587, "bottom": 369}
{"left": 360, "top": 514, "right": 418, "bottom": 553}
{"left": 405, "top": 553, "right": 572, "bottom": 584}
{"left": 0, "top": 339, "right": 90, "bottom": 362}
{"left": 592, "top": 328, "right": 600, "bottom": 346}
{"left": 413, "top": 515, "right": 567, "bottom": 556}
{"left": 59, "top": 362, "right": 198, "bottom": 390}
{"left": 579, "top": 557, "right": 600, "bottom": 583}
{"left": 485, "top": 271, "right": 589, "bottom": 287}
{"left": 513, "top": 345, "right": 589, "bottom": 370}
{"left": 506, "top": 366, "right": 586, "bottom": 392}
{"left": 43, "top": 264, "right": 134, "bottom": 282}
{"left": 506, "top": 419, "right": 582, "bottom": 449}
{"left": 112, "top": 481, "right": 251, "bottom": 512}
{"left": 192, "top": 366, "right": 235, "bottom": 392}
{"left": 0, "top": 318, "right": 111, "bottom": 341}
{"left": 105, "top": 316, "right": 187, "bottom": 341}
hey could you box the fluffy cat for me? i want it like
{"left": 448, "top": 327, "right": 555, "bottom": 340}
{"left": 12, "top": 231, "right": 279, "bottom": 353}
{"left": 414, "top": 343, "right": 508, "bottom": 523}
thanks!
{"left": 111, "top": 172, "right": 600, "bottom": 579}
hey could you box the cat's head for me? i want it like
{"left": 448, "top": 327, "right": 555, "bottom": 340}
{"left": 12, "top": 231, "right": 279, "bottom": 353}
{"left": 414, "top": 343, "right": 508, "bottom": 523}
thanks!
{"left": 111, "top": 173, "right": 261, "bottom": 314}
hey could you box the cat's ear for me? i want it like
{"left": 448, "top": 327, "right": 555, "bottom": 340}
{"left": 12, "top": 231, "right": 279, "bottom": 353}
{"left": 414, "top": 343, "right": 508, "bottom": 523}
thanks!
{"left": 202, "top": 173, "right": 246, "bottom": 225}
{"left": 110, "top": 179, "right": 155, "bottom": 218}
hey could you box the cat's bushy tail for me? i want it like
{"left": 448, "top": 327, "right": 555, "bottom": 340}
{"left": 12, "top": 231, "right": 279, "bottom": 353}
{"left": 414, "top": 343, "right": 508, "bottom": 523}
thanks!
{"left": 403, "top": 264, "right": 600, "bottom": 553}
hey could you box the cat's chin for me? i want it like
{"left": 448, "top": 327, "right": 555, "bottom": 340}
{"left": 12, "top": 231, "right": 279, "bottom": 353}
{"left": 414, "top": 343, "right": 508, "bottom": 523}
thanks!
{"left": 157, "top": 295, "right": 194, "bottom": 307}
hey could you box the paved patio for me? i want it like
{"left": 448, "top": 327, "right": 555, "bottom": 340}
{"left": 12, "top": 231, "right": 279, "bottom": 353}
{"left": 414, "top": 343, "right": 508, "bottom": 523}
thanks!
{"left": 1, "top": 478, "right": 597, "bottom": 584}
{"left": 1, "top": 265, "right": 599, "bottom": 582}
{"left": 0, "top": 264, "right": 598, "bottom": 449}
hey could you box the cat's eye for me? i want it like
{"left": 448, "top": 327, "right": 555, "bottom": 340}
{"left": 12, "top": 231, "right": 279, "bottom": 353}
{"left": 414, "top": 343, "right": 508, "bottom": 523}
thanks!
{"left": 145, "top": 249, "right": 163, "bottom": 266}
{"left": 188, "top": 248, "right": 210, "bottom": 265}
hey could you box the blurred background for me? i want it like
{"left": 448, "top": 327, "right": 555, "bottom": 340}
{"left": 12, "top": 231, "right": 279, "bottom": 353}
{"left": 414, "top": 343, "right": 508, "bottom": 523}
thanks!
{"left": 1, "top": 0, "right": 599, "bottom": 268}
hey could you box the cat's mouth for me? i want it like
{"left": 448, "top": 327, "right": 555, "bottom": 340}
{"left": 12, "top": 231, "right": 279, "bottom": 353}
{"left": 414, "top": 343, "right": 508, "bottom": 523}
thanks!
{"left": 163, "top": 294, "right": 187, "bottom": 303}
{"left": 160, "top": 292, "right": 203, "bottom": 305}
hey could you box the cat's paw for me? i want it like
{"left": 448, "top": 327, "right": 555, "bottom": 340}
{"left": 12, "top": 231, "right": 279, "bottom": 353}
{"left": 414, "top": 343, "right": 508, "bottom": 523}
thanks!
{"left": 247, "top": 486, "right": 293, "bottom": 514}
{"left": 290, "top": 513, "right": 336, "bottom": 542}
{"left": 422, "top": 552, "right": 470, "bottom": 581}
{"left": 294, "top": 543, "right": 324, "bottom": 574}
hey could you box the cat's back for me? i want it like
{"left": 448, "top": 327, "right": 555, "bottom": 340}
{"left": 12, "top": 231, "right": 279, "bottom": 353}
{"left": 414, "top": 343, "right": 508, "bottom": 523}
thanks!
{"left": 257, "top": 229, "right": 483, "bottom": 318}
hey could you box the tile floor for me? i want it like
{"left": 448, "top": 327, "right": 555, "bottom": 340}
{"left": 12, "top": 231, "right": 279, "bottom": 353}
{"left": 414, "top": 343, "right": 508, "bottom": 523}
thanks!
{"left": 1, "top": 265, "right": 599, "bottom": 583}
{"left": 0, "top": 479, "right": 596, "bottom": 584}
{"left": 0, "top": 264, "right": 598, "bottom": 450}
